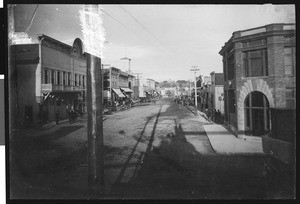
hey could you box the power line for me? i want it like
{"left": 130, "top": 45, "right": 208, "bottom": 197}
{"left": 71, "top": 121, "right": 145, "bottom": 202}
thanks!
{"left": 25, "top": 4, "right": 39, "bottom": 33}
{"left": 117, "top": 6, "right": 192, "bottom": 66}
{"left": 119, "top": 6, "right": 166, "bottom": 48}
{"left": 100, "top": 8, "right": 166, "bottom": 54}
{"left": 101, "top": 7, "right": 190, "bottom": 68}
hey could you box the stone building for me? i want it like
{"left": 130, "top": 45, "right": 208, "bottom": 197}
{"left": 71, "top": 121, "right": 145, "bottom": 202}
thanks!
{"left": 219, "top": 23, "right": 295, "bottom": 139}
{"left": 11, "top": 35, "right": 87, "bottom": 126}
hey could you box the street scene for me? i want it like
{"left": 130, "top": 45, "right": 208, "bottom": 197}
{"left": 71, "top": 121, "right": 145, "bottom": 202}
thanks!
{"left": 7, "top": 4, "right": 295, "bottom": 200}
{"left": 9, "top": 97, "right": 293, "bottom": 199}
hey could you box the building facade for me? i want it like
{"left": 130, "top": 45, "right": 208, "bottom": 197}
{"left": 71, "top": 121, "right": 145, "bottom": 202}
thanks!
{"left": 210, "top": 72, "right": 225, "bottom": 114}
{"left": 11, "top": 35, "right": 87, "bottom": 126}
{"left": 102, "top": 67, "right": 136, "bottom": 106}
{"left": 219, "top": 23, "right": 295, "bottom": 138}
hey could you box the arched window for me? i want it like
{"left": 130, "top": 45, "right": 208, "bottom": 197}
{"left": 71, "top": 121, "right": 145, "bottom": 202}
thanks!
{"left": 245, "top": 91, "right": 270, "bottom": 136}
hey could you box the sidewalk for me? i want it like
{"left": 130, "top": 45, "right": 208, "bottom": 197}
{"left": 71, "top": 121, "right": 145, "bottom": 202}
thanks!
{"left": 186, "top": 105, "right": 264, "bottom": 155}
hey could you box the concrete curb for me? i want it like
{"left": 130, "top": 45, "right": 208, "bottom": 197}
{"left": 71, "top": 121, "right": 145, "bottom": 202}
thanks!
{"left": 203, "top": 124, "right": 265, "bottom": 156}
{"left": 185, "top": 105, "right": 265, "bottom": 156}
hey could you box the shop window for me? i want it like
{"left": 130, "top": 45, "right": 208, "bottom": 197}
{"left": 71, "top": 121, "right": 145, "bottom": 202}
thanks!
{"left": 227, "top": 55, "right": 235, "bottom": 80}
{"left": 63, "top": 72, "right": 66, "bottom": 85}
{"left": 68, "top": 72, "right": 71, "bottom": 85}
{"left": 51, "top": 70, "right": 55, "bottom": 84}
{"left": 57, "top": 71, "right": 61, "bottom": 85}
{"left": 44, "top": 69, "right": 49, "bottom": 84}
{"left": 75, "top": 74, "right": 78, "bottom": 86}
{"left": 243, "top": 49, "right": 268, "bottom": 77}
{"left": 284, "top": 47, "right": 295, "bottom": 76}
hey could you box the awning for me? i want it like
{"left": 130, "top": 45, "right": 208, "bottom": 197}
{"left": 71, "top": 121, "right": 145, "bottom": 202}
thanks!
{"left": 120, "top": 87, "right": 133, "bottom": 93}
{"left": 112, "top": 88, "right": 125, "bottom": 97}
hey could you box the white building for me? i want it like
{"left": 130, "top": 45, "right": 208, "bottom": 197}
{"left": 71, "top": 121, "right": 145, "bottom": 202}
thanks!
{"left": 210, "top": 71, "right": 224, "bottom": 114}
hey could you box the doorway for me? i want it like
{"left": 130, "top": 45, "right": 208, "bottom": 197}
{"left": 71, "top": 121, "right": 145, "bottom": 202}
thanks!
{"left": 245, "top": 91, "right": 269, "bottom": 136}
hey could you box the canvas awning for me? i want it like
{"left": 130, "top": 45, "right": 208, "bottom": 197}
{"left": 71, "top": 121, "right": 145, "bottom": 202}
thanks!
{"left": 120, "top": 87, "right": 133, "bottom": 93}
{"left": 112, "top": 88, "right": 125, "bottom": 97}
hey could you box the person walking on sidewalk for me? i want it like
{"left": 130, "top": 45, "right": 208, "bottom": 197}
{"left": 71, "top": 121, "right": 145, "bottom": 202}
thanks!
{"left": 216, "top": 109, "right": 221, "bottom": 123}
{"left": 55, "top": 110, "right": 60, "bottom": 125}
{"left": 212, "top": 109, "right": 216, "bottom": 122}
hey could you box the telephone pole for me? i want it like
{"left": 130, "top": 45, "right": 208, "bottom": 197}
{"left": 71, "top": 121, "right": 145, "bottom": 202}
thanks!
{"left": 190, "top": 66, "right": 199, "bottom": 115}
{"left": 86, "top": 54, "right": 105, "bottom": 197}
{"left": 79, "top": 4, "right": 106, "bottom": 198}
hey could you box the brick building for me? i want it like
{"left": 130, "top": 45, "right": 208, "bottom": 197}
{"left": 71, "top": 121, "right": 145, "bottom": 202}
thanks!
{"left": 102, "top": 67, "right": 136, "bottom": 106}
{"left": 11, "top": 35, "right": 88, "bottom": 126}
{"left": 219, "top": 23, "right": 295, "bottom": 139}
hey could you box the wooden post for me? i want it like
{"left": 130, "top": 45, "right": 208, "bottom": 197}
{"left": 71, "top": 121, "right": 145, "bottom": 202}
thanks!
{"left": 86, "top": 53, "right": 105, "bottom": 197}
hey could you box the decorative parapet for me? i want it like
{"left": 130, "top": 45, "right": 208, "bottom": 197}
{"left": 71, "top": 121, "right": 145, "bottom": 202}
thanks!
{"left": 240, "top": 27, "right": 266, "bottom": 37}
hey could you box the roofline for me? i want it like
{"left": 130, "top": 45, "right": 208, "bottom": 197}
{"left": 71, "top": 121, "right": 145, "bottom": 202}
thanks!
{"left": 219, "top": 23, "right": 295, "bottom": 55}
{"left": 233, "top": 23, "right": 295, "bottom": 34}
{"left": 37, "top": 34, "right": 72, "bottom": 49}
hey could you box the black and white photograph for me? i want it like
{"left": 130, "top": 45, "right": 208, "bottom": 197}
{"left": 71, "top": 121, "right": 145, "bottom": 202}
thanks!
{"left": 7, "top": 4, "right": 295, "bottom": 200}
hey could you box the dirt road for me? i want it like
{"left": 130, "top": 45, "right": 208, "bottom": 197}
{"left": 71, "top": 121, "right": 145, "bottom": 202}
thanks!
{"left": 10, "top": 97, "right": 289, "bottom": 199}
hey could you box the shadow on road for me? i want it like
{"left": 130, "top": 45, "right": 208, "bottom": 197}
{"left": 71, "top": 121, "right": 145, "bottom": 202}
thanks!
{"left": 108, "top": 101, "right": 284, "bottom": 199}
{"left": 10, "top": 125, "right": 86, "bottom": 198}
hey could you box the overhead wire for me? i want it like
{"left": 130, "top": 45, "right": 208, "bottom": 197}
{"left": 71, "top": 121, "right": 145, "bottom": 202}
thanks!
{"left": 118, "top": 5, "right": 167, "bottom": 49}
{"left": 117, "top": 6, "right": 193, "bottom": 67}
{"left": 25, "top": 4, "right": 39, "bottom": 33}
{"left": 100, "top": 7, "right": 167, "bottom": 54}
{"left": 101, "top": 7, "right": 191, "bottom": 69}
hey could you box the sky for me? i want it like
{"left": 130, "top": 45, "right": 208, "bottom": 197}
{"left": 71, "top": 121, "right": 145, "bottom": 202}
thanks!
{"left": 13, "top": 4, "right": 295, "bottom": 82}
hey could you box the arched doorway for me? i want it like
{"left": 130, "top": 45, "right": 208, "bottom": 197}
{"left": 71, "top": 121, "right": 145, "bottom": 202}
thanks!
{"left": 244, "top": 91, "right": 270, "bottom": 136}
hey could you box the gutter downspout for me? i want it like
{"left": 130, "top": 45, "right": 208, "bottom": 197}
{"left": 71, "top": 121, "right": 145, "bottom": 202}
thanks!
{"left": 37, "top": 36, "right": 45, "bottom": 123}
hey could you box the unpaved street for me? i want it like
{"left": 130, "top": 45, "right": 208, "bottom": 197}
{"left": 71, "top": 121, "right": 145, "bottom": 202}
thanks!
{"left": 10, "top": 97, "right": 288, "bottom": 199}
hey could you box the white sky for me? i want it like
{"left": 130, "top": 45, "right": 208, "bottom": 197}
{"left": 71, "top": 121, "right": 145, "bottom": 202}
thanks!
{"left": 16, "top": 4, "right": 295, "bottom": 82}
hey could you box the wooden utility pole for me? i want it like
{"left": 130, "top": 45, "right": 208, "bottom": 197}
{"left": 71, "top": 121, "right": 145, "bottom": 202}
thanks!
{"left": 86, "top": 53, "right": 105, "bottom": 197}
{"left": 190, "top": 66, "right": 199, "bottom": 115}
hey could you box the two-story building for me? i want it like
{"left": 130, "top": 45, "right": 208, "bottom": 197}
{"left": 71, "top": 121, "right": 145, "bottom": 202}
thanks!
{"left": 11, "top": 35, "right": 87, "bottom": 126}
{"left": 219, "top": 23, "right": 295, "bottom": 139}
{"left": 118, "top": 71, "right": 133, "bottom": 99}
{"left": 103, "top": 67, "right": 125, "bottom": 105}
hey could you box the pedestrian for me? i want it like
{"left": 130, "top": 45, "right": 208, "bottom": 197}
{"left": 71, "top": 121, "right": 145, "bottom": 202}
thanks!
{"left": 55, "top": 110, "right": 60, "bottom": 125}
{"left": 207, "top": 108, "right": 211, "bottom": 121}
{"left": 72, "top": 107, "right": 77, "bottom": 122}
{"left": 212, "top": 109, "right": 216, "bottom": 122}
{"left": 68, "top": 108, "right": 72, "bottom": 123}
{"left": 216, "top": 110, "right": 221, "bottom": 123}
